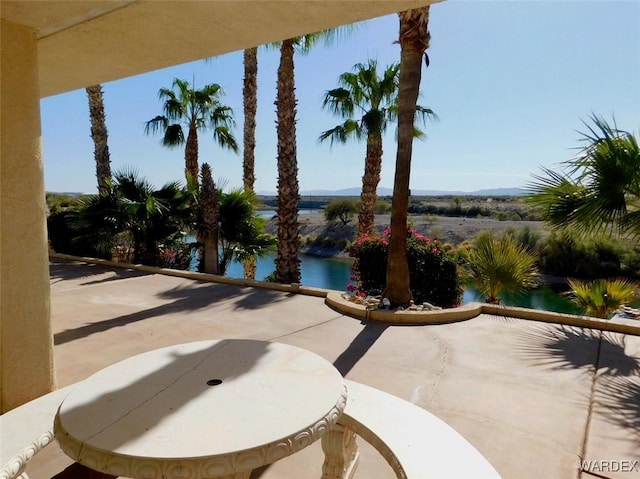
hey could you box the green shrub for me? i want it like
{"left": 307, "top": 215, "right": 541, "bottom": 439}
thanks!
{"left": 374, "top": 200, "right": 391, "bottom": 214}
{"left": 348, "top": 227, "right": 461, "bottom": 307}
{"left": 538, "top": 229, "right": 634, "bottom": 278}
{"left": 47, "top": 210, "right": 113, "bottom": 259}
{"left": 324, "top": 199, "right": 359, "bottom": 225}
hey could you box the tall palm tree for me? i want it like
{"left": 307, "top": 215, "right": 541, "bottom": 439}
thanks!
{"left": 86, "top": 84, "right": 112, "bottom": 195}
{"left": 385, "top": 6, "right": 432, "bottom": 306}
{"left": 274, "top": 31, "right": 337, "bottom": 284}
{"left": 243, "top": 47, "right": 258, "bottom": 280}
{"left": 144, "top": 78, "right": 238, "bottom": 186}
{"left": 528, "top": 115, "right": 640, "bottom": 237}
{"left": 319, "top": 59, "right": 434, "bottom": 237}
{"left": 243, "top": 48, "right": 258, "bottom": 193}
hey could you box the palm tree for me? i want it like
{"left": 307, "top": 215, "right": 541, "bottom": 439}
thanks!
{"left": 86, "top": 84, "right": 112, "bottom": 195}
{"left": 113, "top": 170, "right": 192, "bottom": 265}
{"left": 144, "top": 78, "right": 238, "bottom": 186}
{"left": 71, "top": 169, "right": 192, "bottom": 266}
{"left": 385, "top": 6, "right": 432, "bottom": 306}
{"left": 565, "top": 278, "right": 637, "bottom": 318}
{"left": 462, "top": 232, "right": 539, "bottom": 304}
{"left": 200, "top": 163, "right": 219, "bottom": 274}
{"left": 217, "top": 189, "right": 276, "bottom": 276}
{"left": 243, "top": 48, "right": 258, "bottom": 193}
{"left": 274, "top": 31, "right": 337, "bottom": 284}
{"left": 319, "top": 59, "right": 434, "bottom": 237}
{"left": 243, "top": 47, "right": 258, "bottom": 280}
{"left": 528, "top": 115, "right": 640, "bottom": 237}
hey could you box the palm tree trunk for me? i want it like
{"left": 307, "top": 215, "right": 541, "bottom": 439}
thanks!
{"left": 385, "top": 7, "right": 431, "bottom": 307}
{"left": 185, "top": 126, "right": 199, "bottom": 186}
{"left": 86, "top": 84, "right": 111, "bottom": 195}
{"left": 243, "top": 47, "right": 258, "bottom": 192}
{"left": 200, "top": 163, "right": 219, "bottom": 274}
{"left": 357, "top": 135, "right": 383, "bottom": 237}
{"left": 275, "top": 39, "right": 301, "bottom": 284}
{"left": 243, "top": 47, "right": 258, "bottom": 280}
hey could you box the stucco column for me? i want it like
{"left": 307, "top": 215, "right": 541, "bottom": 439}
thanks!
{"left": 1, "top": 19, "right": 56, "bottom": 412}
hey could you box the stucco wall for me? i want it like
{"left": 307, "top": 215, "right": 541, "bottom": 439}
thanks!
{"left": 1, "top": 20, "right": 56, "bottom": 412}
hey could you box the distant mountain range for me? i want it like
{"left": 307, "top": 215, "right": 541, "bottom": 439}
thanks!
{"left": 258, "top": 187, "right": 526, "bottom": 197}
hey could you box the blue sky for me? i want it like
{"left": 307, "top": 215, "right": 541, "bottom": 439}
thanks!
{"left": 41, "top": 1, "right": 640, "bottom": 194}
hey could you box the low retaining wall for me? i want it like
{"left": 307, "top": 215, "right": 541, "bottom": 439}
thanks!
{"left": 49, "top": 253, "right": 330, "bottom": 298}
{"left": 51, "top": 253, "right": 640, "bottom": 336}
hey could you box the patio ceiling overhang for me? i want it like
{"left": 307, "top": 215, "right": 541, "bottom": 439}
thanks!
{"left": 1, "top": 0, "right": 440, "bottom": 98}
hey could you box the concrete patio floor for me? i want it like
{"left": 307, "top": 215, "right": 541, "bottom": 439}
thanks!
{"left": 25, "top": 258, "right": 640, "bottom": 479}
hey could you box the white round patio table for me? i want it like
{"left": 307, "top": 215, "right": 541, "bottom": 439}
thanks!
{"left": 54, "top": 339, "right": 347, "bottom": 479}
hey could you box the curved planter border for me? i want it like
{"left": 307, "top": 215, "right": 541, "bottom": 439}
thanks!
{"left": 325, "top": 291, "right": 640, "bottom": 336}
{"left": 51, "top": 253, "right": 640, "bottom": 336}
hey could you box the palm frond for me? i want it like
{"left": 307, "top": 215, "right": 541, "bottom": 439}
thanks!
{"left": 162, "top": 124, "right": 185, "bottom": 147}
{"left": 318, "top": 120, "right": 362, "bottom": 146}
{"left": 322, "top": 88, "right": 355, "bottom": 117}
{"left": 414, "top": 105, "right": 438, "bottom": 124}
{"left": 144, "top": 116, "right": 168, "bottom": 136}
{"left": 212, "top": 126, "right": 239, "bottom": 153}
{"left": 528, "top": 115, "right": 640, "bottom": 237}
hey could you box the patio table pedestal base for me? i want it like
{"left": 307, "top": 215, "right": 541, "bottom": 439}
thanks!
{"left": 321, "top": 424, "right": 359, "bottom": 479}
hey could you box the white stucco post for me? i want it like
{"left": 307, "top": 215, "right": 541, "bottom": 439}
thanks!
{"left": 1, "top": 19, "right": 56, "bottom": 412}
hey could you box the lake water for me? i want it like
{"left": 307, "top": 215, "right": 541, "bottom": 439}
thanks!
{"left": 223, "top": 252, "right": 580, "bottom": 314}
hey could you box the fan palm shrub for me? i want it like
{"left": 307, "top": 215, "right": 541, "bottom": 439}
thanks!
{"left": 215, "top": 189, "right": 276, "bottom": 276}
{"left": 565, "top": 278, "right": 638, "bottom": 318}
{"left": 51, "top": 170, "right": 193, "bottom": 266}
{"left": 462, "top": 232, "right": 539, "bottom": 304}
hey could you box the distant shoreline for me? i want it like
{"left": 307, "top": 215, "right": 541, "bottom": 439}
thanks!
{"left": 265, "top": 212, "right": 548, "bottom": 252}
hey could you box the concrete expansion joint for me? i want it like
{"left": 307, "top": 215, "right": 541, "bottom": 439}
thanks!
{"left": 579, "top": 330, "right": 604, "bottom": 474}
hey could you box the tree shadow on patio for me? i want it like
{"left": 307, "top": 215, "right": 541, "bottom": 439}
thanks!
{"left": 49, "top": 259, "right": 147, "bottom": 286}
{"left": 515, "top": 324, "right": 640, "bottom": 376}
{"left": 54, "top": 282, "right": 285, "bottom": 345}
{"left": 593, "top": 375, "right": 640, "bottom": 444}
{"left": 333, "top": 322, "right": 389, "bottom": 376}
{"left": 516, "top": 323, "right": 640, "bottom": 446}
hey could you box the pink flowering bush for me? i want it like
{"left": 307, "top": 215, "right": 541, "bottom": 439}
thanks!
{"left": 348, "top": 227, "right": 461, "bottom": 307}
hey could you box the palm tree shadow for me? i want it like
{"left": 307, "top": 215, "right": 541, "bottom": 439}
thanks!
{"left": 516, "top": 325, "right": 640, "bottom": 376}
{"left": 230, "top": 287, "right": 289, "bottom": 310}
{"left": 54, "top": 282, "right": 287, "bottom": 345}
{"left": 49, "top": 259, "right": 147, "bottom": 285}
{"left": 594, "top": 375, "right": 640, "bottom": 444}
{"left": 333, "top": 322, "right": 389, "bottom": 376}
